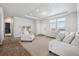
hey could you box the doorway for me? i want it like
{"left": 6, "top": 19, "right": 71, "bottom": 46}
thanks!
{"left": 4, "top": 17, "right": 13, "bottom": 37}
{"left": 5, "top": 23, "right": 11, "bottom": 36}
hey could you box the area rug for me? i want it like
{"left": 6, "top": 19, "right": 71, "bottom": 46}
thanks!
{"left": 20, "top": 35, "right": 56, "bottom": 56}
{"left": 0, "top": 37, "right": 31, "bottom": 56}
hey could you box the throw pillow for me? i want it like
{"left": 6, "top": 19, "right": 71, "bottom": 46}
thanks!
{"left": 63, "top": 32, "right": 75, "bottom": 44}
{"left": 56, "top": 31, "right": 69, "bottom": 41}
{"left": 71, "top": 33, "right": 79, "bottom": 46}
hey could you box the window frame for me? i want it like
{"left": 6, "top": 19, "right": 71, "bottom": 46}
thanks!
{"left": 49, "top": 17, "right": 66, "bottom": 30}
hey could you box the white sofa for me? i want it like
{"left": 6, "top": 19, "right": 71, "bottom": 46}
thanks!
{"left": 21, "top": 28, "right": 35, "bottom": 42}
{"left": 49, "top": 31, "right": 79, "bottom": 56}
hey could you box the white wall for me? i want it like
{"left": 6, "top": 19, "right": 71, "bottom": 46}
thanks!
{"left": 0, "top": 7, "right": 4, "bottom": 44}
{"left": 35, "top": 20, "right": 41, "bottom": 35}
{"left": 13, "top": 17, "right": 35, "bottom": 37}
{"left": 40, "top": 20, "right": 50, "bottom": 35}
{"left": 77, "top": 4, "right": 79, "bottom": 32}
{"left": 13, "top": 12, "right": 77, "bottom": 37}
{"left": 36, "top": 12, "right": 77, "bottom": 35}
{"left": 66, "top": 12, "right": 77, "bottom": 32}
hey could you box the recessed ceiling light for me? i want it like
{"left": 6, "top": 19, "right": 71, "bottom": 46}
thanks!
{"left": 5, "top": 17, "right": 12, "bottom": 23}
{"left": 41, "top": 11, "right": 47, "bottom": 15}
{"left": 36, "top": 9, "right": 39, "bottom": 12}
{"left": 30, "top": 13, "right": 32, "bottom": 15}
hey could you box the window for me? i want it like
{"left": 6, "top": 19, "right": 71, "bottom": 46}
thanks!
{"left": 49, "top": 19, "right": 56, "bottom": 29}
{"left": 57, "top": 17, "right": 66, "bottom": 29}
{"left": 49, "top": 17, "right": 66, "bottom": 30}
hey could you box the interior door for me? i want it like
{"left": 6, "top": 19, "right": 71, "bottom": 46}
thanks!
{"left": 5, "top": 23, "right": 10, "bottom": 33}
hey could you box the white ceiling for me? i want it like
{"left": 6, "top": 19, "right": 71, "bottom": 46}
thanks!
{"left": 0, "top": 3, "right": 77, "bottom": 20}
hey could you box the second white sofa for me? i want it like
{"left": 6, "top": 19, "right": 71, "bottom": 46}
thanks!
{"left": 49, "top": 31, "right": 79, "bottom": 56}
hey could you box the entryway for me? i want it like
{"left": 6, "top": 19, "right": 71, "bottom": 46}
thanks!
{"left": 4, "top": 17, "right": 13, "bottom": 37}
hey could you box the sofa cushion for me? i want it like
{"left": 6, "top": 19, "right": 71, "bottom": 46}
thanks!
{"left": 56, "top": 31, "right": 69, "bottom": 41}
{"left": 71, "top": 33, "right": 79, "bottom": 46}
{"left": 63, "top": 32, "right": 75, "bottom": 44}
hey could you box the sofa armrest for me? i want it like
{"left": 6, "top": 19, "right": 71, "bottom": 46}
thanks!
{"left": 49, "top": 40, "right": 79, "bottom": 56}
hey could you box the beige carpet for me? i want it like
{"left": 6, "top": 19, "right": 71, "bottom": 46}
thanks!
{"left": 20, "top": 35, "right": 56, "bottom": 56}
{"left": 0, "top": 37, "right": 31, "bottom": 56}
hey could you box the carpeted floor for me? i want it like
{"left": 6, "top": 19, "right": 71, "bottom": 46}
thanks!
{"left": 0, "top": 37, "right": 31, "bottom": 56}
{"left": 20, "top": 35, "right": 56, "bottom": 56}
